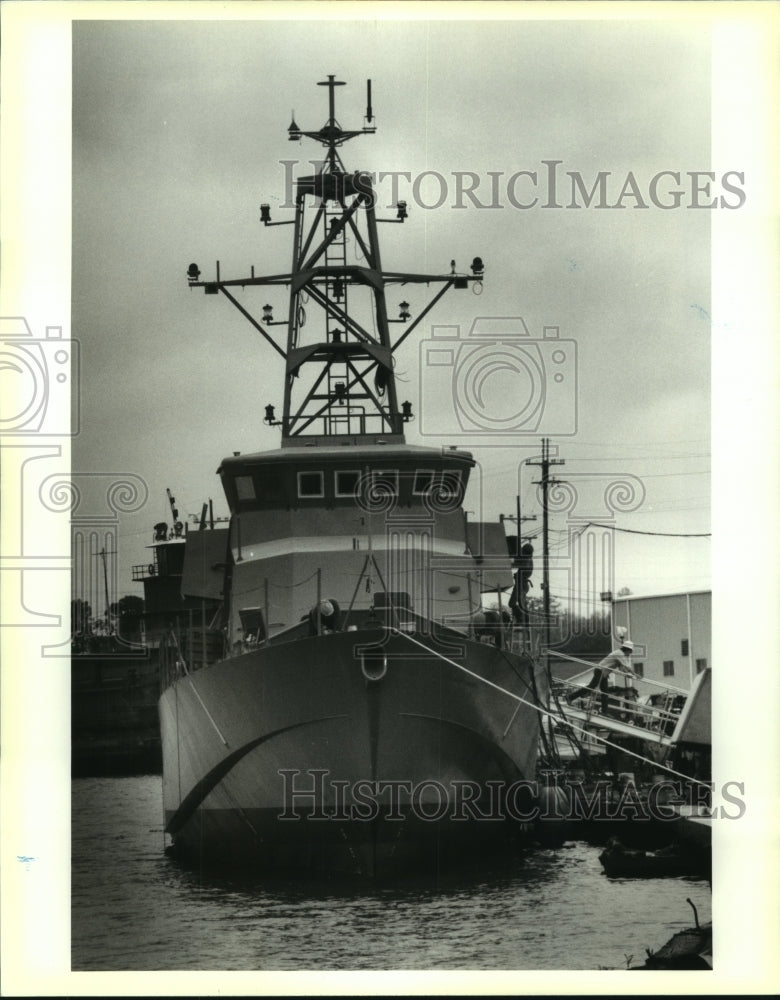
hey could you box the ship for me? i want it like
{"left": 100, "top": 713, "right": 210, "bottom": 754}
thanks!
{"left": 158, "top": 76, "right": 549, "bottom": 876}
{"left": 71, "top": 639, "right": 160, "bottom": 777}
{"left": 71, "top": 492, "right": 223, "bottom": 776}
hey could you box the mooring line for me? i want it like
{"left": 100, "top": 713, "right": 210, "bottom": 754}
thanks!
{"left": 187, "top": 678, "right": 229, "bottom": 747}
{"left": 389, "top": 628, "right": 712, "bottom": 790}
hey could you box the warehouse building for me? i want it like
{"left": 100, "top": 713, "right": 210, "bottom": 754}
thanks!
{"left": 612, "top": 590, "right": 711, "bottom": 691}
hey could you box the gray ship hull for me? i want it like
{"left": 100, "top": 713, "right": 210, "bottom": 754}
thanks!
{"left": 160, "top": 625, "right": 547, "bottom": 876}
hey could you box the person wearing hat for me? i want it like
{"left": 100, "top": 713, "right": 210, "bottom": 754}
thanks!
{"left": 307, "top": 598, "right": 341, "bottom": 635}
{"left": 585, "top": 638, "right": 635, "bottom": 714}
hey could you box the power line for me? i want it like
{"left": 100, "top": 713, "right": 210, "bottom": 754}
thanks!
{"left": 565, "top": 455, "right": 710, "bottom": 462}
{"left": 585, "top": 521, "right": 711, "bottom": 538}
{"left": 633, "top": 470, "right": 710, "bottom": 479}
{"left": 562, "top": 438, "right": 710, "bottom": 448}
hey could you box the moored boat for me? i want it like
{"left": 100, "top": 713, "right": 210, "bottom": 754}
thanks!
{"left": 598, "top": 837, "right": 708, "bottom": 879}
{"left": 71, "top": 494, "right": 224, "bottom": 776}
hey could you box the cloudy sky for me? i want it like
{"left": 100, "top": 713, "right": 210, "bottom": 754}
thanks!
{"left": 68, "top": 15, "right": 719, "bottom": 605}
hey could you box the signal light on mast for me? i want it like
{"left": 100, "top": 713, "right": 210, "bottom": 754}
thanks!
{"left": 187, "top": 263, "right": 201, "bottom": 283}
{"left": 260, "top": 204, "right": 272, "bottom": 224}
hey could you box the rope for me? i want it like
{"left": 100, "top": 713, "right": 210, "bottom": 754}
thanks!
{"left": 586, "top": 521, "right": 711, "bottom": 538}
{"left": 548, "top": 649, "right": 690, "bottom": 695}
{"left": 389, "top": 628, "right": 711, "bottom": 790}
{"left": 546, "top": 661, "right": 588, "bottom": 764}
{"left": 267, "top": 570, "right": 320, "bottom": 590}
{"left": 488, "top": 634, "right": 560, "bottom": 766}
{"left": 230, "top": 570, "right": 321, "bottom": 597}
{"left": 187, "top": 678, "right": 228, "bottom": 746}
{"left": 494, "top": 643, "right": 552, "bottom": 764}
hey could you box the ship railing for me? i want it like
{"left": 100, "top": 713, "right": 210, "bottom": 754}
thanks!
{"left": 158, "top": 631, "right": 187, "bottom": 691}
{"left": 507, "top": 624, "right": 542, "bottom": 657}
{"left": 180, "top": 625, "right": 227, "bottom": 671}
{"left": 291, "top": 408, "right": 405, "bottom": 441}
{"left": 545, "top": 650, "right": 689, "bottom": 734}
{"left": 552, "top": 679, "right": 685, "bottom": 734}
{"left": 551, "top": 655, "right": 689, "bottom": 696}
{"left": 158, "top": 615, "right": 229, "bottom": 688}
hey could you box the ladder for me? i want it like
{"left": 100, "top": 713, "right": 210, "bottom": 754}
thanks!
{"left": 323, "top": 203, "right": 351, "bottom": 435}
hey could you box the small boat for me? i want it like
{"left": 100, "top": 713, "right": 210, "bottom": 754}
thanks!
{"left": 599, "top": 837, "right": 705, "bottom": 879}
{"left": 638, "top": 899, "right": 712, "bottom": 969}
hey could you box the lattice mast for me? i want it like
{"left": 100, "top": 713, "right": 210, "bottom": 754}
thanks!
{"left": 187, "top": 75, "right": 484, "bottom": 447}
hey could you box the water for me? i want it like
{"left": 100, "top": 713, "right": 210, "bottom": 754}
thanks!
{"left": 72, "top": 776, "right": 711, "bottom": 971}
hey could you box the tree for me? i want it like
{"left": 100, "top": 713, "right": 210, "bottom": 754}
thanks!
{"left": 71, "top": 598, "right": 93, "bottom": 635}
{"left": 71, "top": 599, "right": 94, "bottom": 653}
{"left": 109, "top": 595, "right": 144, "bottom": 618}
{"left": 109, "top": 595, "right": 145, "bottom": 638}
{"left": 521, "top": 594, "right": 612, "bottom": 656}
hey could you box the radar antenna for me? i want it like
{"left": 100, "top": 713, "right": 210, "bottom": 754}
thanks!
{"left": 186, "top": 76, "right": 484, "bottom": 446}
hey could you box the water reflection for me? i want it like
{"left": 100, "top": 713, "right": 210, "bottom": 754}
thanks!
{"left": 72, "top": 776, "right": 711, "bottom": 971}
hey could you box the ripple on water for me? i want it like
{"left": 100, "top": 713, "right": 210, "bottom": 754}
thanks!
{"left": 72, "top": 776, "right": 711, "bottom": 971}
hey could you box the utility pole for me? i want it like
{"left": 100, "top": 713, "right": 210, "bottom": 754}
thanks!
{"left": 499, "top": 504, "right": 537, "bottom": 558}
{"left": 515, "top": 460, "right": 538, "bottom": 556}
{"left": 99, "top": 547, "right": 112, "bottom": 635}
{"left": 500, "top": 458, "right": 538, "bottom": 560}
{"left": 527, "top": 438, "right": 565, "bottom": 659}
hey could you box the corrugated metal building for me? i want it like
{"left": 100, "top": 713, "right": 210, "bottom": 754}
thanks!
{"left": 612, "top": 590, "right": 711, "bottom": 691}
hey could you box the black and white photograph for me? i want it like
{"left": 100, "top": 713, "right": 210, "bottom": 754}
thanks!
{"left": 1, "top": 1, "right": 778, "bottom": 995}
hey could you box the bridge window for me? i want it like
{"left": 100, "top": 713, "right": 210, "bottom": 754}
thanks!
{"left": 696, "top": 658, "right": 708, "bottom": 673}
{"left": 681, "top": 639, "right": 689, "bottom": 656}
{"left": 298, "top": 471, "right": 324, "bottom": 498}
{"left": 440, "top": 470, "right": 463, "bottom": 503}
{"left": 413, "top": 470, "right": 435, "bottom": 495}
{"left": 663, "top": 660, "right": 675, "bottom": 677}
{"left": 372, "top": 469, "right": 398, "bottom": 497}
{"left": 258, "top": 472, "right": 286, "bottom": 504}
{"left": 235, "top": 475, "right": 256, "bottom": 501}
{"left": 412, "top": 469, "right": 463, "bottom": 505}
{"left": 335, "top": 470, "right": 360, "bottom": 497}
{"left": 634, "top": 662, "right": 644, "bottom": 678}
